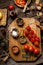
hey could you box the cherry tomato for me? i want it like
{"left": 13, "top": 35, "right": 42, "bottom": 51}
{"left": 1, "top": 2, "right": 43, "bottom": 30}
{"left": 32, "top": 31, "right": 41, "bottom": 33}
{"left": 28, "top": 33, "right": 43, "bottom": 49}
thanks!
{"left": 35, "top": 37, "right": 40, "bottom": 42}
{"left": 32, "top": 33, "right": 37, "bottom": 38}
{"left": 34, "top": 41, "right": 39, "bottom": 47}
{"left": 24, "top": 44, "right": 29, "bottom": 50}
{"left": 24, "top": 30, "right": 29, "bottom": 36}
{"left": 28, "top": 34, "right": 32, "bottom": 39}
{"left": 34, "top": 48, "right": 39, "bottom": 55}
{"left": 8, "top": 5, "right": 14, "bottom": 10}
{"left": 26, "top": 26, "right": 31, "bottom": 31}
{"left": 30, "top": 30, "right": 34, "bottom": 35}
{"left": 29, "top": 46, "right": 34, "bottom": 52}
{"left": 31, "top": 38, "right": 35, "bottom": 43}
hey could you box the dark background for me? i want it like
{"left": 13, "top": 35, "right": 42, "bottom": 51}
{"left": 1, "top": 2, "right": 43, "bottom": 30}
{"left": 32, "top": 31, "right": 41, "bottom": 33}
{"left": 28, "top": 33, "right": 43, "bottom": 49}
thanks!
{"left": 0, "top": 0, "right": 43, "bottom": 65}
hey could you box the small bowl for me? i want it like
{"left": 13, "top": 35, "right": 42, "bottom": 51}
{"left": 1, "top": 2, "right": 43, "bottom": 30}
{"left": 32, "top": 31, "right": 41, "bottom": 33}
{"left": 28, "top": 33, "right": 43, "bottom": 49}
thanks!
{"left": 10, "top": 27, "right": 19, "bottom": 38}
{"left": 16, "top": 18, "right": 24, "bottom": 27}
{"left": 19, "top": 36, "right": 27, "bottom": 44}
{"left": 12, "top": 46, "right": 20, "bottom": 55}
{"left": 10, "top": 11, "right": 17, "bottom": 19}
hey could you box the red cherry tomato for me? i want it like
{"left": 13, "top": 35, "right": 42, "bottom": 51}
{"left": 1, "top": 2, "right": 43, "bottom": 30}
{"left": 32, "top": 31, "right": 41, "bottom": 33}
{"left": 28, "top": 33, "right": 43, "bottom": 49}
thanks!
{"left": 8, "top": 5, "right": 14, "bottom": 10}
{"left": 32, "top": 33, "right": 37, "bottom": 38}
{"left": 28, "top": 34, "right": 32, "bottom": 39}
{"left": 24, "top": 30, "right": 29, "bottom": 36}
{"left": 35, "top": 37, "right": 40, "bottom": 42}
{"left": 24, "top": 44, "right": 29, "bottom": 50}
{"left": 29, "top": 46, "right": 34, "bottom": 52}
{"left": 31, "top": 38, "right": 35, "bottom": 43}
{"left": 34, "top": 41, "right": 39, "bottom": 47}
{"left": 30, "top": 30, "right": 34, "bottom": 35}
{"left": 26, "top": 26, "right": 31, "bottom": 31}
{"left": 34, "top": 48, "right": 39, "bottom": 55}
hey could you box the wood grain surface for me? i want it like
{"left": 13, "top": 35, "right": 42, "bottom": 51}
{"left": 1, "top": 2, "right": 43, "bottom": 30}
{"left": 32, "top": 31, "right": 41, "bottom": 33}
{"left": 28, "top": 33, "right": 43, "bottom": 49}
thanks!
{"left": 8, "top": 18, "right": 41, "bottom": 62}
{"left": 0, "top": 9, "right": 7, "bottom": 26}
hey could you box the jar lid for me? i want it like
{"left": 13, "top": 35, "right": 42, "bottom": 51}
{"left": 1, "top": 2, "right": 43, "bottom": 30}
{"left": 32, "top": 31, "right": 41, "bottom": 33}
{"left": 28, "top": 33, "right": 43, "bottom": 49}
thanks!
{"left": 19, "top": 36, "right": 27, "bottom": 44}
{"left": 16, "top": 18, "right": 24, "bottom": 27}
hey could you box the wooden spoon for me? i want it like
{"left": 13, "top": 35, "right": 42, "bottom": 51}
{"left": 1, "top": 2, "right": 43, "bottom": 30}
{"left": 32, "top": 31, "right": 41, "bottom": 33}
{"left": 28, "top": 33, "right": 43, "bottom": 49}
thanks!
{"left": 23, "top": 0, "right": 31, "bottom": 13}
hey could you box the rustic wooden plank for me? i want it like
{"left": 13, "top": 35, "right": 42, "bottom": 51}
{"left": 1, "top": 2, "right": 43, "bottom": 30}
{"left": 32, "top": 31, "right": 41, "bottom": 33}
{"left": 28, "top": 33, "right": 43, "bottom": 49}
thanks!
{"left": 0, "top": 9, "right": 7, "bottom": 26}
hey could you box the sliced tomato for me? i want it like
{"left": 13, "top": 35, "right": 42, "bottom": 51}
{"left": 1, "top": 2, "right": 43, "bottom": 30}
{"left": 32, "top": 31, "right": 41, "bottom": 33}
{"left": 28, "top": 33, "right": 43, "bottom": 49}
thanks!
{"left": 20, "top": 1, "right": 26, "bottom": 5}
{"left": 16, "top": 0, "right": 20, "bottom": 4}
{"left": 19, "top": 2, "right": 26, "bottom": 6}
{"left": 21, "top": 0, "right": 26, "bottom": 2}
{"left": 16, "top": 0, "right": 26, "bottom": 6}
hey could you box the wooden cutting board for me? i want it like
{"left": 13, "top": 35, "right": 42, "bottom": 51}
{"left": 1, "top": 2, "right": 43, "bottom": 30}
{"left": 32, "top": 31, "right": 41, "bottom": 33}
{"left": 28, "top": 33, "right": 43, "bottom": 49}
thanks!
{"left": 8, "top": 18, "right": 41, "bottom": 62}
{"left": 0, "top": 9, "right": 7, "bottom": 26}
